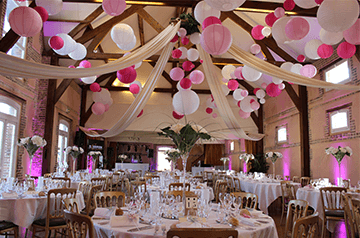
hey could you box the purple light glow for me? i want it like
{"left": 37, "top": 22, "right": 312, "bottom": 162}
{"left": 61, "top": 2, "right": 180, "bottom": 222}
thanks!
{"left": 243, "top": 161, "right": 247, "bottom": 173}
{"left": 30, "top": 149, "right": 42, "bottom": 177}
{"left": 330, "top": 143, "right": 349, "bottom": 185}
{"left": 338, "top": 222, "right": 347, "bottom": 238}
{"left": 229, "top": 156, "right": 232, "bottom": 170}
{"left": 282, "top": 149, "right": 290, "bottom": 178}
{"left": 87, "top": 156, "right": 94, "bottom": 173}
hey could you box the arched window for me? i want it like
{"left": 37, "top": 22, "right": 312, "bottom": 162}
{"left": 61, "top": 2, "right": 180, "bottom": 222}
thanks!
{"left": 57, "top": 119, "right": 70, "bottom": 169}
{"left": 0, "top": 96, "right": 20, "bottom": 177}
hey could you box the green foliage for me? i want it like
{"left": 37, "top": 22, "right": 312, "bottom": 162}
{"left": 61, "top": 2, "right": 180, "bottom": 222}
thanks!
{"left": 170, "top": 13, "right": 200, "bottom": 36}
{"left": 249, "top": 154, "right": 269, "bottom": 173}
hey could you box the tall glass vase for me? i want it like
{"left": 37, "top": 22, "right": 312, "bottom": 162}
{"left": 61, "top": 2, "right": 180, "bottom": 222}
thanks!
{"left": 71, "top": 155, "right": 77, "bottom": 176}
{"left": 180, "top": 153, "right": 189, "bottom": 217}
{"left": 337, "top": 163, "right": 342, "bottom": 186}
{"left": 27, "top": 154, "right": 34, "bottom": 178}
{"left": 272, "top": 162, "right": 276, "bottom": 178}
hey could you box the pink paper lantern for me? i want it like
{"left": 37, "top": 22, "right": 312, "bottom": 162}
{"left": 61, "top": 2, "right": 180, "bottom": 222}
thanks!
{"left": 234, "top": 67, "right": 243, "bottom": 79}
{"left": 170, "top": 34, "right": 179, "bottom": 43}
{"left": 283, "top": 0, "right": 295, "bottom": 10}
{"left": 34, "top": 6, "right": 48, "bottom": 22}
{"left": 68, "top": 65, "right": 75, "bottom": 69}
{"left": 92, "top": 102, "right": 106, "bottom": 115}
{"left": 206, "top": 107, "right": 213, "bottom": 114}
{"left": 238, "top": 109, "right": 251, "bottom": 119}
{"left": 49, "top": 36, "right": 64, "bottom": 50}
{"left": 343, "top": 19, "right": 360, "bottom": 45}
{"left": 137, "top": 109, "right": 143, "bottom": 117}
{"left": 317, "top": 44, "right": 333, "bottom": 59}
{"left": 181, "top": 36, "right": 190, "bottom": 45}
{"left": 170, "top": 67, "right": 184, "bottom": 81}
{"left": 274, "top": 7, "right": 285, "bottom": 18}
{"left": 173, "top": 111, "right": 184, "bottom": 119}
{"left": 172, "top": 49, "right": 182, "bottom": 59}
{"left": 297, "top": 55, "right": 306, "bottom": 62}
{"left": 180, "top": 78, "right": 192, "bottom": 89}
{"left": 227, "top": 79, "right": 239, "bottom": 91}
{"left": 250, "top": 100, "right": 260, "bottom": 110}
{"left": 178, "top": 28, "right": 187, "bottom": 38}
{"left": 212, "top": 113, "right": 218, "bottom": 118}
{"left": 104, "top": 104, "right": 110, "bottom": 112}
{"left": 189, "top": 70, "right": 204, "bottom": 84}
{"left": 253, "top": 88, "right": 260, "bottom": 95}
{"left": 117, "top": 67, "right": 137, "bottom": 84}
{"left": 285, "top": 17, "right": 310, "bottom": 40}
{"left": 129, "top": 84, "right": 140, "bottom": 94}
{"left": 79, "top": 60, "right": 92, "bottom": 68}
{"left": 200, "top": 24, "right": 232, "bottom": 55}
{"left": 315, "top": 0, "right": 324, "bottom": 4}
{"left": 266, "top": 83, "right": 282, "bottom": 97}
{"left": 102, "top": 0, "right": 126, "bottom": 16}
{"left": 300, "top": 64, "right": 318, "bottom": 78}
{"left": 337, "top": 42, "right": 356, "bottom": 59}
{"left": 261, "top": 83, "right": 267, "bottom": 88}
{"left": 90, "top": 83, "right": 101, "bottom": 92}
{"left": 251, "top": 25, "right": 265, "bottom": 40}
{"left": 182, "top": 61, "right": 195, "bottom": 71}
{"left": 250, "top": 44, "right": 261, "bottom": 54}
{"left": 9, "top": 7, "right": 42, "bottom": 37}
{"left": 202, "top": 16, "right": 222, "bottom": 30}
{"left": 265, "top": 13, "right": 278, "bottom": 27}
{"left": 241, "top": 90, "right": 248, "bottom": 97}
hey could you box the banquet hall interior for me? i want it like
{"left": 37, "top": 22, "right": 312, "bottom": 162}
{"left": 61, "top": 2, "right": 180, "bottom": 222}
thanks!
{"left": 0, "top": 0, "right": 359, "bottom": 237}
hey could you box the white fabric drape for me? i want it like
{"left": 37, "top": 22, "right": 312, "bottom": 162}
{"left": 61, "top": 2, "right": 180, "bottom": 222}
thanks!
{"left": 0, "top": 21, "right": 180, "bottom": 79}
{"left": 228, "top": 44, "right": 360, "bottom": 90}
{"left": 82, "top": 41, "right": 175, "bottom": 138}
{"left": 197, "top": 44, "right": 264, "bottom": 141}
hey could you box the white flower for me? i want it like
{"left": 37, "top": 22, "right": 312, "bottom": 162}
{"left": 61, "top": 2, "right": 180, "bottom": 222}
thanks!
{"left": 65, "top": 147, "right": 72, "bottom": 154}
{"left": 345, "top": 146, "right": 353, "bottom": 156}
{"left": 79, "top": 147, "right": 84, "bottom": 153}
{"left": 191, "top": 124, "right": 207, "bottom": 133}
{"left": 267, "top": 152, "right": 273, "bottom": 158}
{"left": 41, "top": 139, "right": 47, "bottom": 147}
{"left": 170, "top": 123, "right": 184, "bottom": 134}
{"left": 20, "top": 137, "right": 30, "bottom": 145}
{"left": 72, "top": 146, "right": 79, "bottom": 151}
{"left": 340, "top": 147, "right": 346, "bottom": 153}
{"left": 275, "top": 152, "right": 283, "bottom": 158}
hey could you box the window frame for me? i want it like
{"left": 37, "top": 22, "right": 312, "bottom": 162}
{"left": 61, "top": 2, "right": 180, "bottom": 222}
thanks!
{"left": 276, "top": 125, "right": 288, "bottom": 144}
{"left": 324, "top": 59, "right": 351, "bottom": 85}
{"left": 57, "top": 118, "right": 71, "bottom": 170}
{"left": 329, "top": 108, "right": 350, "bottom": 134}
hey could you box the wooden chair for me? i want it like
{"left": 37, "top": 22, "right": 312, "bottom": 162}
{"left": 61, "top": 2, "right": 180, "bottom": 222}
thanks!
{"left": 130, "top": 171, "right": 141, "bottom": 181}
{"left": 145, "top": 175, "right": 160, "bottom": 185}
{"left": 284, "top": 200, "right": 309, "bottom": 238}
{"left": 78, "top": 181, "right": 91, "bottom": 208}
{"left": 52, "top": 177, "right": 71, "bottom": 188}
{"left": 24, "top": 178, "right": 35, "bottom": 191}
{"left": 300, "top": 177, "right": 311, "bottom": 187}
{"left": 44, "top": 173, "right": 52, "bottom": 178}
{"left": 64, "top": 210, "right": 95, "bottom": 238}
{"left": 130, "top": 181, "right": 147, "bottom": 195}
{"left": 32, "top": 188, "right": 77, "bottom": 238}
{"left": 224, "top": 176, "right": 235, "bottom": 192}
{"left": 91, "top": 177, "right": 107, "bottom": 190}
{"left": 351, "top": 198, "right": 360, "bottom": 238}
{"left": 204, "top": 171, "right": 214, "bottom": 187}
{"left": 280, "top": 181, "right": 297, "bottom": 225}
{"left": 343, "top": 194, "right": 356, "bottom": 238}
{"left": 167, "top": 227, "right": 238, "bottom": 238}
{"left": 319, "top": 187, "right": 347, "bottom": 238}
{"left": 117, "top": 177, "right": 130, "bottom": 195}
{"left": 63, "top": 197, "right": 80, "bottom": 213}
{"left": 83, "top": 185, "right": 103, "bottom": 216}
{"left": 169, "top": 183, "right": 190, "bottom": 191}
{"left": 342, "top": 179, "right": 350, "bottom": 189}
{"left": 94, "top": 191, "right": 125, "bottom": 208}
{"left": 292, "top": 176, "right": 301, "bottom": 183}
{"left": 193, "top": 175, "right": 204, "bottom": 183}
{"left": 215, "top": 181, "right": 229, "bottom": 203}
{"left": 0, "top": 221, "right": 18, "bottom": 238}
{"left": 233, "top": 177, "right": 241, "bottom": 192}
{"left": 230, "top": 192, "right": 258, "bottom": 209}
{"left": 291, "top": 213, "right": 320, "bottom": 238}
{"left": 167, "top": 191, "right": 197, "bottom": 200}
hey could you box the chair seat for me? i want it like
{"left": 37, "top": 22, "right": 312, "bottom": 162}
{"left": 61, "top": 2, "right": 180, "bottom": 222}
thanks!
{"left": 324, "top": 210, "right": 344, "bottom": 218}
{"left": 0, "top": 221, "right": 17, "bottom": 231}
{"left": 33, "top": 218, "right": 66, "bottom": 227}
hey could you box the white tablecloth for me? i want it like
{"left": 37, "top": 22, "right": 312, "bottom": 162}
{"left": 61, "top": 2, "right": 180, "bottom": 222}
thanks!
{"left": 0, "top": 191, "right": 85, "bottom": 228}
{"left": 93, "top": 210, "right": 278, "bottom": 238}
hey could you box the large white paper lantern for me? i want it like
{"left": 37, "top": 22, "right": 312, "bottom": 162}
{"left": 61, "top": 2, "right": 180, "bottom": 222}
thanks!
{"left": 204, "top": 0, "right": 246, "bottom": 11}
{"left": 242, "top": 65, "right": 262, "bottom": 82}
{"left": 194, "top": 1, "right": 220, "bottom": 25}
{"left": 54, "top": 33, "right": 76, "bottom": 55}
{"left": 35, "top": 0, "right": 63, "bottom": 15}
{"left": 190, "top": 33, "right": 201, "bottom": 44}
{"left": 172, "top": 90, "right": 200, "bottom": 115}
{"left": 272, "top": 17, "right": 292, "bottom": 44}
{"left": 319, "top": 28, "right": 343, "bottom": 45}
{"left": 222, "top": 65, "right": 236, "bottom": 80}
{"left": 304, "top": 39, "right": 322, "bottom": 60}
{"left": 178, "top": 47, "right": 188, "bottom": 60}
{"left": 240, "top": 96, "right": 254, "bottom": 113}
{"left": 117, "top": 34, "right": 136, "bottom": 51}
{"left": 69, "top": 43, "right": 87, "bottom": 60}
{"left": 317, "top": 0, "right": 359, "bottom": 32}
{"left": 81, "top": 76, "right": 97, "bottom": 84}
{"left": 280, "top": 62, "right": 294, "bottom": 71}
{"left": 187, "top": 49, "right": 200, "bottom": 61}
{"left": 293, "top": 0, "right": 317, "bottom": 9}
{"left": 111, "top": 23, "right": 135, "bottom": 46}
{"left": 291, "top": 63, "right": 303, "bottom": 75}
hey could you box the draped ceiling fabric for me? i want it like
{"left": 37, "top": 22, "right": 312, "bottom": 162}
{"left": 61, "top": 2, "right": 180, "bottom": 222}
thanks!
{"left": 0, "top": 21, "right": 181, "bottom": 79}
{"left": 197, "top": 44, "right": 264, "bottom": 141}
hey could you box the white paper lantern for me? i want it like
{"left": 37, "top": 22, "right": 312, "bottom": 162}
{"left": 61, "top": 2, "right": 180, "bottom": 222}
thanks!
{"left": 81, "top": 76, "right": 97, "bottom": 84}
{"left": 204, "top": 0, "right": 246, "bottom": 11}
{"left": 255, "top": 89, "right": 266, "bottom": 99}
{"left": 35, "top": 0, "right": 63, "bottom": 15}
{"left": 206, "top": 97, "right": 214, "bottom": 108}
{"left": 194, "top": 1, "right": 221, "bottom": 26}
{"left": 280, "top": 62, "right": 294, "bottom": 71}
{"left": 317, "top": 0, "right": 359, "bottom": 33}
{"left": 134, "top": 61, "right": 142, "bottom": 69}
{"left": 187, "top": 48, "right": 200, "bottom": 61}
{"left": 190, "top": 32, "right": 201, "bottom": 44}
{"left": 92, "top": 88, "right": 111, "bottom": 103}
{"left": 68, "top": 43, "right": 87, "bottom": 60}
{"left": 178, "top": 47, "right": 188, "bottom": 60}
{"left": 117, "top": 34, "right": 136, "bottom": 51}
{"left": 260, "top": 98, "right": 266, "bottom": 104}
{"left": 272, "top": 77, "right": 283, "bottom": 85}
{"left": 272, "top": 17, "right": 292, "bottom": 44}
{"left": 319, "top": 28, "right": 343, "bottom": 45}
{"left": 221, "top": 84, "right": 230, "bottom": 96}
{"left": 111, "top": 23, "right": 135, "bottom": 46}
{"left": 261, "top": 26, "right": 272, "bottom": 37}
{"left": 304, "top": 39, "right": 322, "bottom": 60}
{"left": 233, "top": 89, "right": 244, "bottom": 101}
{"left": 278, "top": 83, "right": 286, "bottom": 90}
{"left": 242, "top": 65, "right": 262, "bottom": 82}
{"left": 294, "top": 0, "right": 317, "bottom": 9}
{"left": 172, "top": 90, "right": 200, "bottom": 115}
{"left": 291, "top": 63, "right": 303, "bottom": 75}
{"left": 250, "top": 44, "right": 261, "bottom": 54}
{"left": 240, "top": 96, "right": 254, "bottom": 113}
{"left": 222, "top": 65, "right": 236, "bottom": 80}
{"left": 54, "top": 33, "right": 76, "bottom": 55}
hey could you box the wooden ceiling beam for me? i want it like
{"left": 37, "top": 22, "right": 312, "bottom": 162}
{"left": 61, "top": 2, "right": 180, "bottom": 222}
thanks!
{"left": 96, "top": 72, "right": 116, "bottom": 84}
{"left": 138, "top": 14, "right": 145, "bottom": 46}
{"left": 284, "top": 81, "right": 301, "bottom": 111}
{"left": 68, "top": 5, "right": 104, "bottom": 38}
{"left": 54, "top": 79, "right": 73, "bottom": 103}
{"left": 137, "top": 8, "right": 165, "bottom": 33}
{"left": 104, "top": 73, "right": 118, "bottom": 87}
{"left": 103, "top": 86, "right": 211, "bottom": 94}
{"left": 149, "top": 62, "right": 173, "bottom": 85}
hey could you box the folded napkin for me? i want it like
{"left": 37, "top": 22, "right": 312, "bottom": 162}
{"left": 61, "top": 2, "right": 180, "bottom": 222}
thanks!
{"left": 94, "top": 208, "right": 114, "bottom": 219}
{"left": 176, "top": 221, "right": 202, "bottom": 228}
{"left": 1, "top": 192, "right": 18, "bottom": 199}
{"left": 248, "top": 210, "right": 263, "bottom": 218}
{"left": 110, "top": 214, "right": 139, "bottom": 227}
{"left": 238, "top": 216, "right": 257, "bottom": 226}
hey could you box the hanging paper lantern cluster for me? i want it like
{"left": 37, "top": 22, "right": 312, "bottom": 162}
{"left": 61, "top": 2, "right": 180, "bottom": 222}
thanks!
{"left": 92, "top": 88, "right": 113, "bottom": 115}
{"left": 111, "top": 23, "right": 136, "bottom": 51}
{"left": 49, "top": 33, "right": 87, "bottom": 60}
{"left": 200, "top": 24, "right": 232, "bottom": 55}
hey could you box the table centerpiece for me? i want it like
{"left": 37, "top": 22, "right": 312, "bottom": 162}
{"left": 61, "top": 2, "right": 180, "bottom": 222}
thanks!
{"left": 325, "top": 146, "right": 352, "bottom": 185}
{"left": 165, "top": 148, "right": 181, "bottom": 171}
{"left": 65, "top": 145, "right": 84, "bottom": 175}
{"left": 265, "top": 152, "right": 282, "bottom": 177}
{"left": 220, "top": 157, "right": 230, "bottom": 170}
{"left": 239, "top": 153, "right": 255, "bottom": 173}
{"left": 88, "top": 151, "right": 102, "bottom": 172}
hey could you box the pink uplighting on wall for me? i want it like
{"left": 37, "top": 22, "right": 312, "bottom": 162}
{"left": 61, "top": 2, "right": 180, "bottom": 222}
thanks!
{"left": 282, "top": 149, "right": 290, "bottom": 178}
{"left": 243, "top": 161, "right": 247, "bottom": 173}
{"left": 87, "top": 156, "right": 94, "bottom": 173}
{"left": 229, "top": 155, "right": 232, "bottom": 170}
{"left": 330, "top": 143, "right": 349, "bottom": 185}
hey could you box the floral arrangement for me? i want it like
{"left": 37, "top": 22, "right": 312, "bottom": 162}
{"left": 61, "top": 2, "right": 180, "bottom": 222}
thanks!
{"left": 18, "top": 135, "right": 47, "bottom": 157}
{"left": 325, "top": 146, "right": 352, "bottom": 165}
{"left": 220, "top": 157, "right": 230, "bottom": 163}
{"left": 118, "top": 154, "right": 127, "bottom": 162}
{"left": 88, "top": 151, "right": 102, "bottom": 159}
{"left": 65, "top": 145, "right": 84, "bottom": 159}
{"left": 265, "top": 152, "right": 283, "bottom": 163}
{"left": 165, "top": 148, "right": 181, "bottom": 163}
{"left": 239, "top": 153, "right": 255, "bottom": 164}
{"left": 158, "top": 123, "right": 211, "bottom": 155}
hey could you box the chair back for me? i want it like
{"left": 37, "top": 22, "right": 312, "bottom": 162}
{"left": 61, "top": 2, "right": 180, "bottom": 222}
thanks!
{"left": 284, "top": 200, "right": 309, "bottom": 238}
{"left": 300, "top": 177, "right": 311, "bottom": 187}
{"left": 224, "top": 176, "right": 235, "bottom": 192}
{"left": 130, "top": 181, "right": 147, "bottom": 195}
{"left": 167, "top": 191, "right": 197, "bottom": 201}
{"left": 167, "top": 227, "right": 238, "bottom": 238}
{"left": 86, "top": 185, "right": 103, "bottom": 216}
{"left": 292, "top": 176, "right": 301, "bottom": 183}
{"left": 342, "top": 179, "right": 350, "bottom": 189}
{"left": 215, "top": 181, "right": 228, "bottom": 203}
{"left": 169, "top": 183, "right": 190, "bottom": 191}
{"left": 291, "top": 213, "right": 320, "bottom": 238}
{"left": 145, "top": 175, "right": 160, "bottom": 185}
{"left": 94, "top": 191, "right": 125, "bottom": 208}
{"left": 52, "top": 177, "right": 71, "bottom": 188}
{"left": 64, "top": 210, "right": 94, "bottom": 238}
{"left": 63, "top": 198, "right": 80, "bottom": 213}
{"left": 319, "top": 187, "right": 347, "bottom": 212}
{"left": 193, "top": 175, "right": 204, "bottom": 183}
{"left": 343, "top": 194, "right": 356, "bottom": 238}
{"left": 116, "top": 177, "right": 130, "bottom": 195}
{"left": 233, "top": 177, "right": 241, "bottom": 192}
{"left": 78, "top": 182, "right": 91, "bottom": 207}
{"left": 351, "top": 198, "right": 360, "bottom": 237}
{"left": 231, "top": 192, "right": 258, "bottom": 209}
{"left": 91, "top": 178, "right": 107, "bottom": 190}
{"left": 46, "top": 188, "right": 77, "bottom": 225}
{"left": 281, "top": 181, "right": 296, "bottom": 201}
{"left": 25, "top": 178, "right": 35, "bottom": 191}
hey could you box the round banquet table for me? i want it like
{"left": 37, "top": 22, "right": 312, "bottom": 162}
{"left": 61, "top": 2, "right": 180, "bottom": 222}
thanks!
{"left": 147, "top": 185, "right": 215, "bottom": 202}
{"left": 92, "top": 210, "right": 278, "bottom": 238}
{"left": 0, "top": 191, "right": 85, "bottom": 228}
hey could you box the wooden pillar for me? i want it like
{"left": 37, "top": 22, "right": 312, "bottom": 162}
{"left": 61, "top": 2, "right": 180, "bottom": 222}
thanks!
{"left": 299, "top": 86, "right": 310, "bottom": 177}
{"left": 256, "top": 105, "right": 264, "bottom": 155}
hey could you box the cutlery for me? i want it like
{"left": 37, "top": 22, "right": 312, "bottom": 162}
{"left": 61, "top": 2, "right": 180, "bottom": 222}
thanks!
{"left": 127, "top": 225, "right": 153, "bottom": 232}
